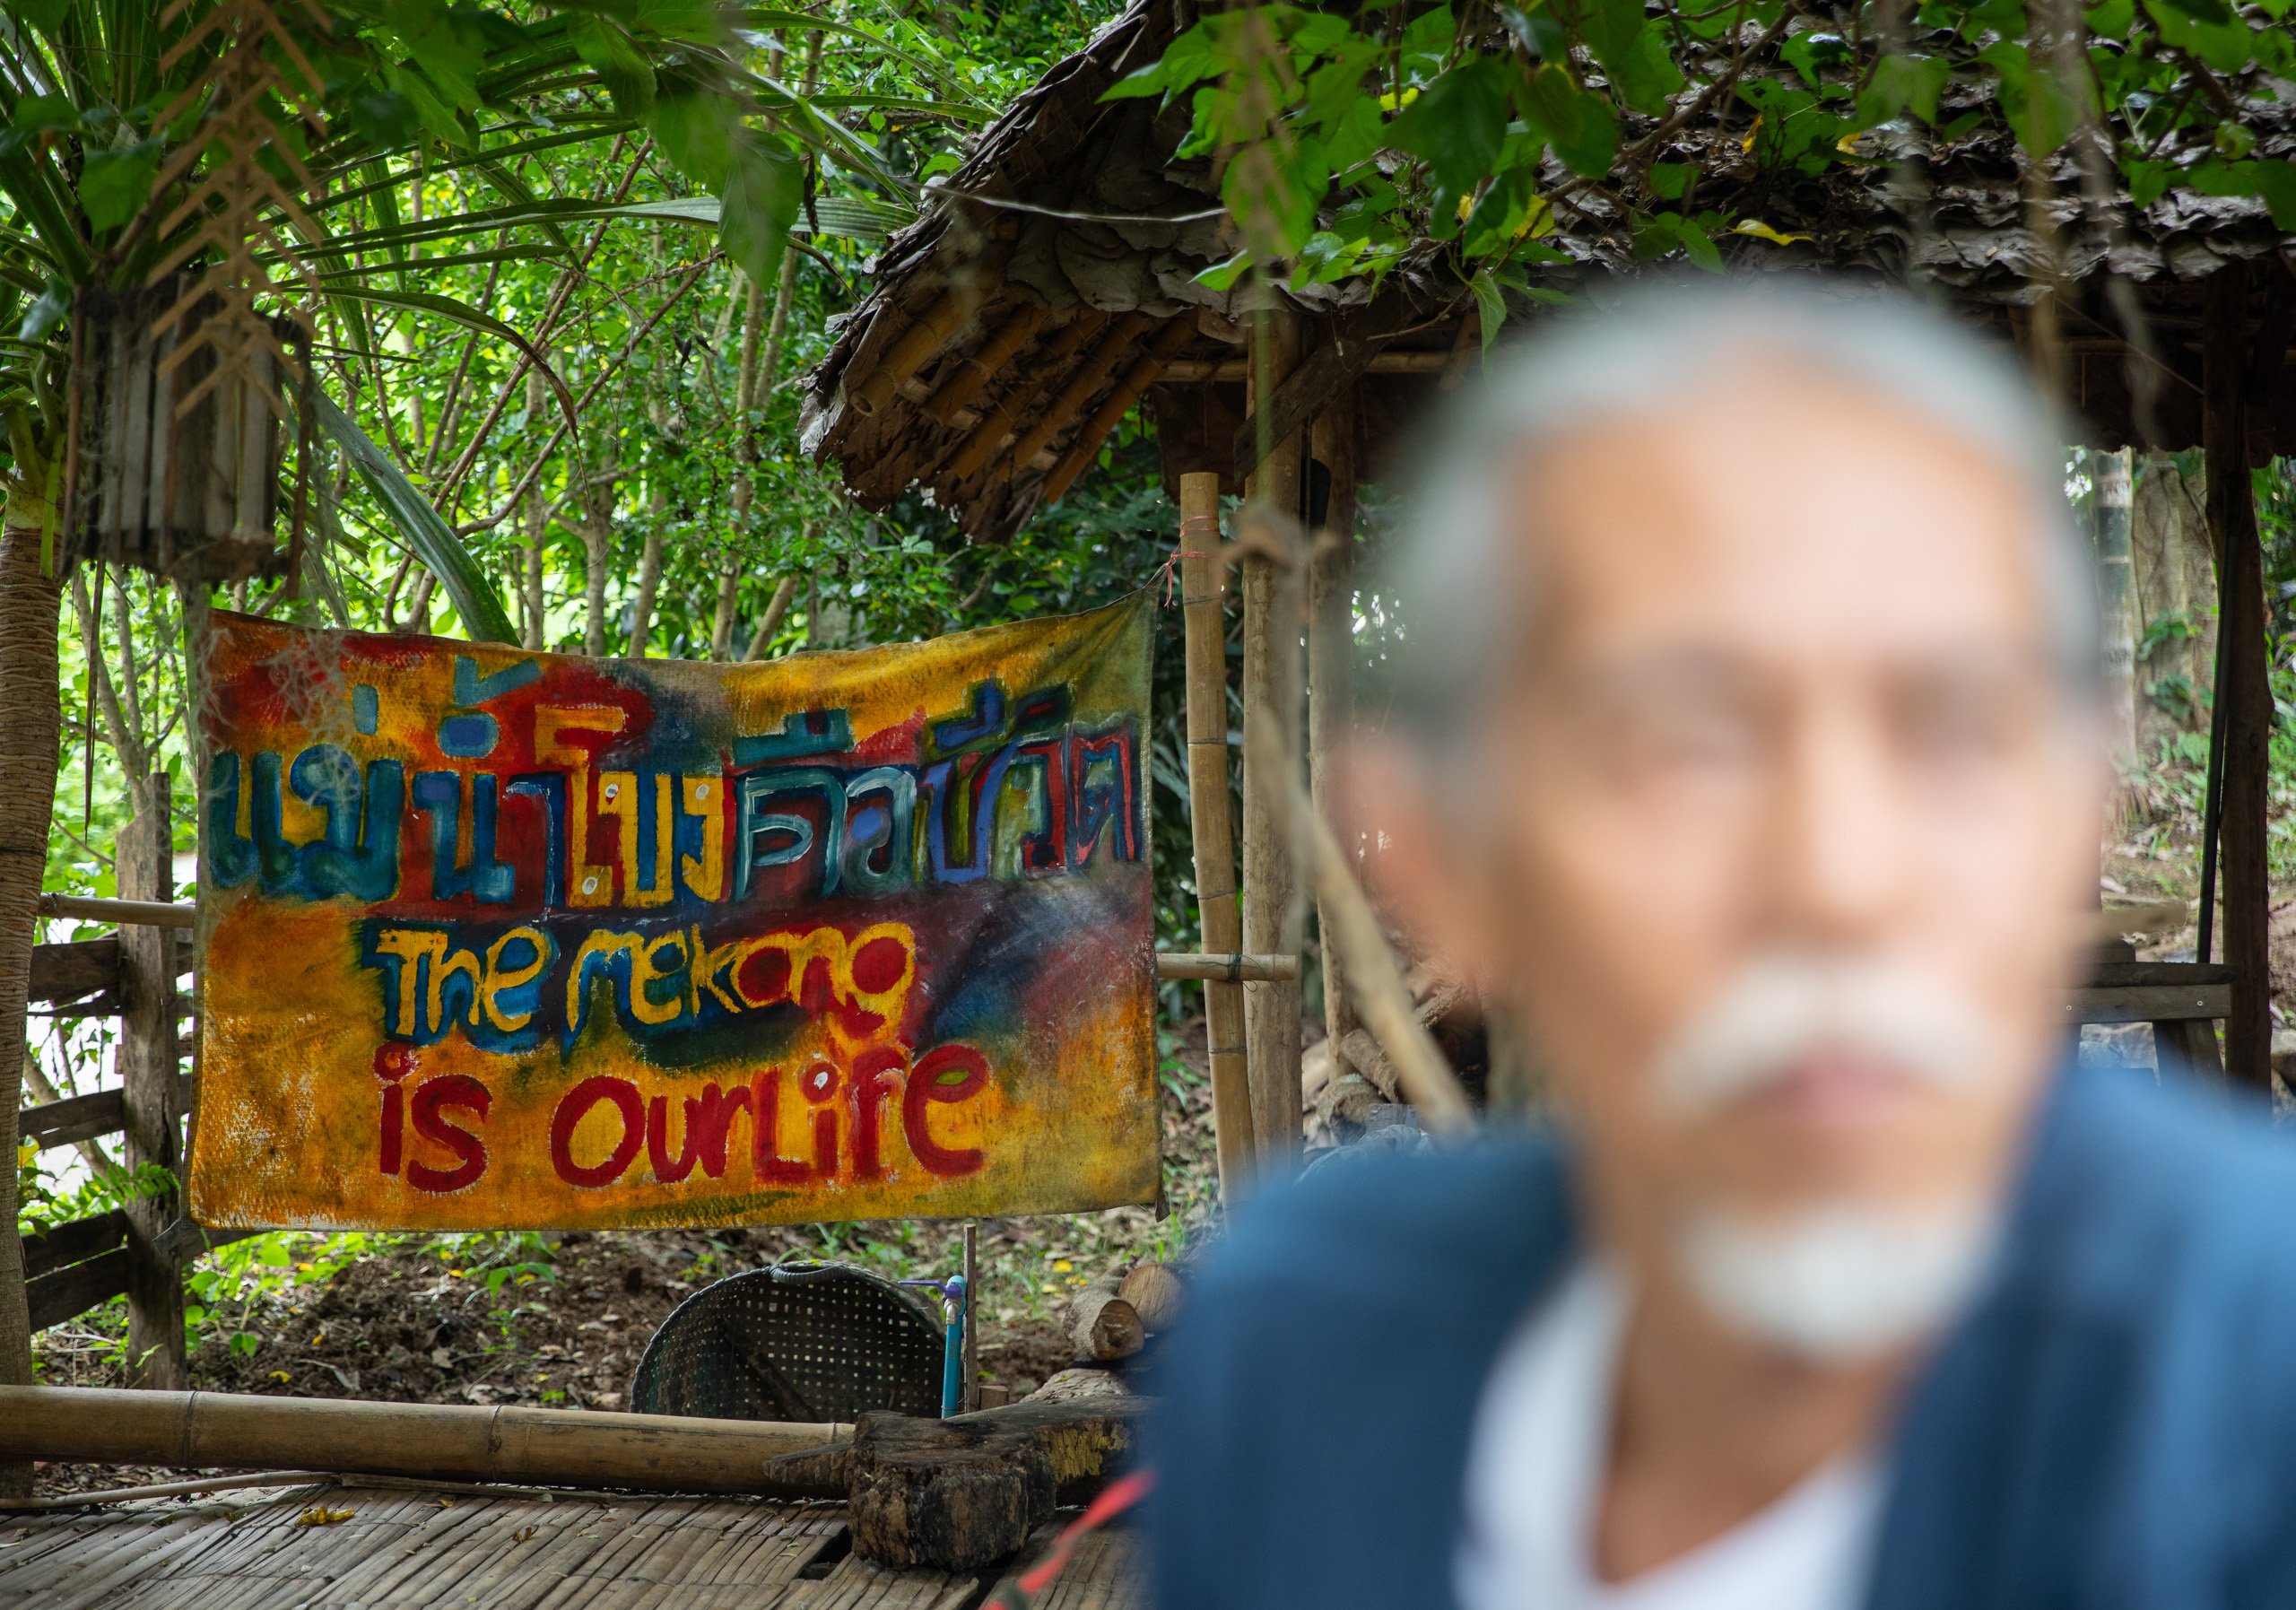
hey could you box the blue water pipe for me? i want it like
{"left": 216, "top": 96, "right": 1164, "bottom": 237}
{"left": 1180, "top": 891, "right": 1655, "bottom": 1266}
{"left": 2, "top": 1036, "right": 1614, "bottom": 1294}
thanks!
{"left": 900, "top": 1273, "right": 970, "bottom": 1417}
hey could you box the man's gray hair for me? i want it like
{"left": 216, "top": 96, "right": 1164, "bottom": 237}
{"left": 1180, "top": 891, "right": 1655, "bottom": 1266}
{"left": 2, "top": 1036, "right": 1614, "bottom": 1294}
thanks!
{"left": 1385, "top": 274, "right": 2100, "bottom": 751}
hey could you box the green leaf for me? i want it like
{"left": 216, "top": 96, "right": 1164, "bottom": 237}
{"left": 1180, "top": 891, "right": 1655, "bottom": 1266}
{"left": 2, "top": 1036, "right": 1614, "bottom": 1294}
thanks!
{"left": 2254, "top": 160, "right": 2296, "bottom": 231}
{"left": 1400, "top": 4, "right": 1457, "bottom": 85}
{"left": 11, "top": 94, "right": 74, "bottom": 134}
{"left": 1605, "top": 26, "right": 1686, "bottom": 117}
{"left": 1519, "top": 64, "right": 1619, "bottom": 178}
{"left": 317, "top": 285, "right": 578, "bottom": 439}
{"left": 652, "top": 91, "right": 734, "bottom": 188}
{"left": 17, "top": 285, "right": 65, "bottom": 343}
{"left": 718, "top": 130, "right": 801, "bottom": 284}
{"left": 1387, "top": 58, "right": 1510, "bottom": 192}
{"left": 11, "top": 0, "right": 66, "bottom": 32}
{"left": 2141, "top": 0, "right": 2260, "bottom": 74}
{"left": 1468, "top": 266, "right": 1506, "bottom": 349}
{"left": 1500, "top": 4, "right": 1566, "bottom": 58}
{"left": 1195, "top": 248, "right": 1253, "bottom": 291}
{"left": 2083, "top": 0, "right": 2136, "bottom": 33}
{"left": 2121, "top": 157, "right": 2172, "bottom": 207}
{"left": 1857, "top": 51, "right": 1949, "bottom": 125}
{"left": 631, "top": 0, "right": 726, "bottom": 43}
{"left": 79, "top": 141, "right": 159, "bottom": 234}
{"left": 569, "top": 13, "right": 658, "bottom": 117}
{"left": 1648, "top": 161, "right": 1695, "bottom": 200}
{"left": 1976, "top": 40, "right": 2093, "bottom": 156}
{"left": 310, "top": 392, "right": 516, "bottom": 646}
{"left": 1632, "top": 211, "right": 1723, "bottom": 272}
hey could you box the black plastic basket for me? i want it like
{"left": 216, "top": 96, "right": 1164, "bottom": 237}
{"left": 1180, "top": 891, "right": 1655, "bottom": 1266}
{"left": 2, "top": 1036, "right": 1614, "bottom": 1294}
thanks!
{"left": 629, "top": 1258, "right": 946, "bottom": 1423}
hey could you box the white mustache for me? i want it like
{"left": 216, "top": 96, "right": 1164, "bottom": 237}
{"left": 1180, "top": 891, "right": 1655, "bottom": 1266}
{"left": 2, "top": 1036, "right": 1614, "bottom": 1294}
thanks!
{"left": 1649, "top": 952, "right": 1992, "bottom": 1118}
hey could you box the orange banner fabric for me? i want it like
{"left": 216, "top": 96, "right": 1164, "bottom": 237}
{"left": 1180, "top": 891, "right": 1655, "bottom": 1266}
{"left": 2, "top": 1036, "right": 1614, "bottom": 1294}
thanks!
{"left": 187, "top": 595, "right": 1159, "bottom": 1230}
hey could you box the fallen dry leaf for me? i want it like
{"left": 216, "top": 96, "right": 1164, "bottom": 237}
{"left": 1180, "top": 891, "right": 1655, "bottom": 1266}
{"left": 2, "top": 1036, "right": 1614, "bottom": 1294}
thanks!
{"left": 511, "top": 1526, "right": 537, "bottom": 1543}
{"left": 295, "top": 1506, "right": 354, "bottom": 1528}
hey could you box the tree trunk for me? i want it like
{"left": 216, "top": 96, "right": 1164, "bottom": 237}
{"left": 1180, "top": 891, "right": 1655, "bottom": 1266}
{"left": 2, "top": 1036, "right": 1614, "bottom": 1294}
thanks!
{"left": 709, "top": 567, "right": 740, "bottom": 660}
{"left": 745, "top": 575, "right": 800, "bottom": 661}
{"left": 580, "top": 478, "right": 613, "bottom": 658}
{"left": 0, "top": 520, "right": 65, "bottom": 1496}
{"left": 629, "top": 509, "right": 665, "bottom": 659}
{"left": 523, "top": 370, "right": 548, "bottom": 651}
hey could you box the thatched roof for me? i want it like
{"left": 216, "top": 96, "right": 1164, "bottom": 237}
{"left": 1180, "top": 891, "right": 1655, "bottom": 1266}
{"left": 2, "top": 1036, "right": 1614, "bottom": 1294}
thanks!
{"left": 804, "top": 0, "right": 2296, "bottom": 541}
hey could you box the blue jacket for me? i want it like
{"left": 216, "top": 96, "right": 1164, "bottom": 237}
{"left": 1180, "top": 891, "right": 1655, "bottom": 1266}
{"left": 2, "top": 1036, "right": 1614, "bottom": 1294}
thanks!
{"left": 1144, "top": 1066, "right": 2296, "bottom": 1608}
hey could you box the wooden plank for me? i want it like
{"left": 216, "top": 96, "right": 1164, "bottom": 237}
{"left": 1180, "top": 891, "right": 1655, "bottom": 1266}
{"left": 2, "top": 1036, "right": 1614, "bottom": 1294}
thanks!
{"left": 28, "top": 937, "right": 119, "bottom": 1005}
{"left": 20, "top": 1087, "right": 125, "bottom": 1149}
{"left": 27, "top": 1249, "right": 129, "bottom": 1330}
{"left": 2204, "top": 264, "right": 2273, "bottom": 1089}
{"left": 22, "top": 1072, "right": 194, "bottom": 1151}
{"left": 2087, "top": 961, "right": 2233, "bottom": 988}
{"left": 118, "top": 776, "right": 185, "bottom": 1388}
{"left": 2066, "top": 984, "right": 2232, "bottom": 1025}
{"left": 21, "top": 1210, "right": 126, "bottom": 1280}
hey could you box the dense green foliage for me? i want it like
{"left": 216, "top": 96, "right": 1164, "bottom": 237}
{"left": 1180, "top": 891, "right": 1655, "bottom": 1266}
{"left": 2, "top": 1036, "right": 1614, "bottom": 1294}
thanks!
{"left": 1118, "top": 0, "right": 2296, "bottom": 317}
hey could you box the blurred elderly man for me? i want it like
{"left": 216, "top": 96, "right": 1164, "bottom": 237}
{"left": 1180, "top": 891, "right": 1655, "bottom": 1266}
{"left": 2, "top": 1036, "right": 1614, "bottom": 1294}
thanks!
{"left": 1144, "top": 278, "right": 2296, "bottom": 1609}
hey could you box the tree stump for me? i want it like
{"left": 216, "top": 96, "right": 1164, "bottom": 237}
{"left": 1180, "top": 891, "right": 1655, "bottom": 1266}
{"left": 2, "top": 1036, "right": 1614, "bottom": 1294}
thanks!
{"left": 847, "top": 1410, "right": 1056, "bottom": 1571}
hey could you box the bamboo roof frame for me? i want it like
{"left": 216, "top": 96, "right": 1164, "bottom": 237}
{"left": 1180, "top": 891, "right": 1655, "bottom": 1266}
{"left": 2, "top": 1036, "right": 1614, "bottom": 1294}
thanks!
{"left": 804, "top": 0, "right": 2296, "bottom": 542}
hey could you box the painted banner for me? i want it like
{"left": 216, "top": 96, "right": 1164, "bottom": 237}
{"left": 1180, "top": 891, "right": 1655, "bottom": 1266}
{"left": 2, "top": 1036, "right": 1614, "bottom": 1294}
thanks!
{"left": 187, "top": 594, "right": 1158, "bottom": 1230}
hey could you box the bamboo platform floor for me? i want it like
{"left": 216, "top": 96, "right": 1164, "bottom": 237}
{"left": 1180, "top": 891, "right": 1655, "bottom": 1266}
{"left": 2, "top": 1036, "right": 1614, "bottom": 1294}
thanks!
{"left": 0, "top": 1479, "right": 1144, "bottom": 1609}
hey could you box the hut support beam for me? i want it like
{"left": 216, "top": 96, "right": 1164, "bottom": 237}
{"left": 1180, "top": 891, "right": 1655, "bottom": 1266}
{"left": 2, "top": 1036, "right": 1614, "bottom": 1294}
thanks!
{"left": 2203, "top": 265, "right": 2271, "bottom": 1090}
{"left": 1240, "top": 308, "right": 1305, "bottom": 1170}
{"left": 1178, "top": 472, "right": 1256, "bottom": 1196}
{"left": 1309, "top": 398, "right": 1358, "bottom": 1050}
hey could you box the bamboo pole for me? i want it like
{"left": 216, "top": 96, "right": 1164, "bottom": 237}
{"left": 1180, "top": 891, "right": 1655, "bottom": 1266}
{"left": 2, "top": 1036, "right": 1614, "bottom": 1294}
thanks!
{"left": 848, "top": 243, "right": 1013, "bottom": 417}
{"left": 1309, "top": 398, "right": 1359, "bottom": 1050}
{"left": 994, "top": 315, "right": 1152, "bottom": 480}
{"left": 1178, "top": 472, "right": 1256, "bottom": 1195}
{"left": 947, "top": 312, "right": 1109, "bottom": 481}
{"left": 36, "top": 893, "right": 194, "bottom": 929}
{"left": 0, "top": 1386, "right": 849, "bottom": 1495}
{"left": 924, "top": 304, "right": 1046, "bottom": 424}
{"left": 1039, "top": 323, "right": 1199, "bottom": 505}
{"left": 1239, "top": 307, "right": 1306, "bottom": 1171}
{"left": 1155, "top": 951, "right": 1297, "bottom": 982}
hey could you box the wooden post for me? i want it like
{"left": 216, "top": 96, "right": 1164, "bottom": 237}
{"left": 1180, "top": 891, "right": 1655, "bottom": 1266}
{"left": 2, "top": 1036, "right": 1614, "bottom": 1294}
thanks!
{"left": 117, "top": 772, "right": 185, "bottom": 1388}
{"left": 961, "top": 1222, "right": 978, "bottom": 1414}
{"left": 1240, "top": 308, "right": 1306, "bottom": 1171}
{"left": 2203, "top": 265, "right": 2272, "bottom": 1091}
{"left": 1178, "top": 472, "right": 1255, "bottom": 1195}
{"left": 1309, "top": 396, "right": 1359, "bottom": 1050}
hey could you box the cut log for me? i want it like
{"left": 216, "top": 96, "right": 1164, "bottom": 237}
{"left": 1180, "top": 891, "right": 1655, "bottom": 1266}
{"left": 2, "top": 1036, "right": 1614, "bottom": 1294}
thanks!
{"left": 847, "top": 1408, "right": 1056, "bottom": 1571}
{"left": 1116, "top": 1261, "right": 1183, "bottom": 1332}
{"left": 1062, "top": 1283, "right": 1144, "bottom": 1362}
